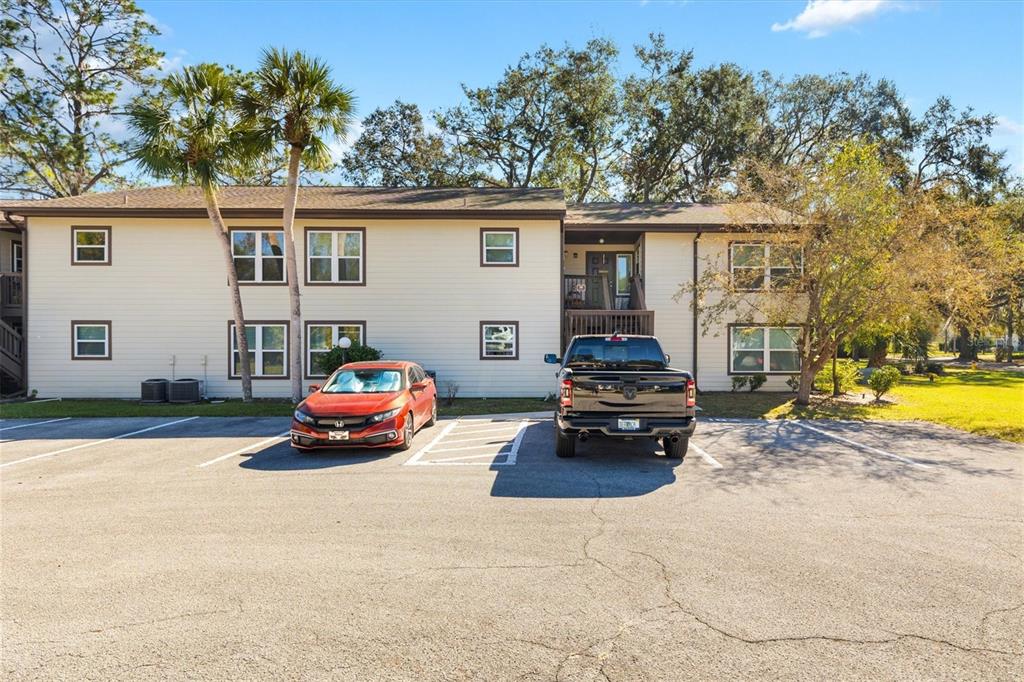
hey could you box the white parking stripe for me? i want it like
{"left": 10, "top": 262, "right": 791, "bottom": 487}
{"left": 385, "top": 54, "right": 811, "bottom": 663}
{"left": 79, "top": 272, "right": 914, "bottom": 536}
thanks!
{"left": 0, "top": 416, "right": 200, "bottom": 469}
{"left": 404, "top": 420, "right": 458, "bottom": 466}
{"left": 444, "top": 426, "right": 522, "bottom": 436}
{"left": 405, "top": 418, "right": 529, "bottom": 466}
{"left": 790, "top": 421, "right": 931, "bottom": 469}
{"left": 435, "top": 433, "right": 522, "bottom": 445}
{"left": 429, "top": 451, "right": 512, "bottom": 463}
{"left": 0, "top": 417, "right": 72, "bottom": 432}
{"left": 428, "top": 441, "right": 514, "bottom": 454}
{"left": 196, "top": 431, "right": 291, "bottom": 468}
{"left": 689, "top": 441, "right": 723, "bottom": 469}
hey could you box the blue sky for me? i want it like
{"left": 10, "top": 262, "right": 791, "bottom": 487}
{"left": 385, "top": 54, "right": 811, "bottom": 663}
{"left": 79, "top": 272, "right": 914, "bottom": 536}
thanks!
{"left": 140, "top": 0, "right": 1024, "bottom": 173}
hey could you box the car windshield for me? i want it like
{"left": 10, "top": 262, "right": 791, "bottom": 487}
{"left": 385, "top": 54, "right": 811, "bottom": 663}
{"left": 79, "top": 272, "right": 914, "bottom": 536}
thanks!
{"left": 322, "top": 369, "right": 403, "bottom": 394}
{"left": 565, "top": 338, "right": 667, "bottom": 369}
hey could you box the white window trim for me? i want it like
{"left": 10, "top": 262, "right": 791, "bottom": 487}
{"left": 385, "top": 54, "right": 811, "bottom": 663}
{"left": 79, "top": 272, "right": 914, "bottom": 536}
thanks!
{"left": 730, "top": 242, "right": 803, "bottom": 291}
{"left": 729, "top": 325, "right": 801, "bottom": 375}
{"left": 232, "top": 229, "right": 286, "bottom": 283}
{"left": 481, "top": 322, "right": 518, "bottom": 359}
{"left": 73, "top": 323, "right": 110, "bottom": 359}
{"left": 12, "top": 241, "right": 23, "bottom": 272}
{"left": 482, "top": 230, "right": 518, "bottom": 266}
{"left": 307, "top": 229, "right": 364, "bottom": 284}
{"left": 230, "top": 322, "right": 288, "bottom": 378}
{"left": 73, "top": 228, "right": 109, "bottom": 264}
{"left": 305, "top": 322, "right": 366, "bottom": 377}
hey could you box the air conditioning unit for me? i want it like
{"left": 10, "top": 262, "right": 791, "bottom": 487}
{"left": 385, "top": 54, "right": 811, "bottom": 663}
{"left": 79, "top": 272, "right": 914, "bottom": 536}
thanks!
{"left": 168, "top": 378, "right": 203, "bottom": 403}
{"left": 140, "top": 378, "right": 169, "bottom": 403}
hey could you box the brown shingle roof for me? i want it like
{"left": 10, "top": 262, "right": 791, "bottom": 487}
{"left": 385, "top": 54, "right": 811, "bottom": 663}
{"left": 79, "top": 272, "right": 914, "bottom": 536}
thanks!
{"left": 0, "top": 186, "right": 566, "bottom": 217}
{"left": 565, "top": 202, "right": 792, "bottom": 228}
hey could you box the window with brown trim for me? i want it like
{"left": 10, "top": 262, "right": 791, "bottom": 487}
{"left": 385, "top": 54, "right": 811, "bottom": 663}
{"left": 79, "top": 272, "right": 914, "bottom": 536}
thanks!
{"left": 730, "top": 242, "right": 803, "bottom": 291}
{"left": 729, "top": 325, "right": 800, "bottom": 374}
{"left": 480, "top": 321, "right": 518, "bottom": 360}
{"left": 305, "top": 228, "right": 365, "bottom": 284}
{"left": 481, "top": 228, "right": 518, "bottom": 266}
{"left": 72, "top": 321, "right": 111, "bottom": 360}
{"left": 11, "top": 241, "right": 23, "bottom": 272}
{"left": 72, "top": 227, "right": 111, "bottom": 265}
{"left": 305, "top": 321, "right": 366, "bottom": 377}
{"left": 229, "top": 322, "right": 288, "bottom": 378}
{"left": 231, "top": 229, "right": 285, "bottom": 283}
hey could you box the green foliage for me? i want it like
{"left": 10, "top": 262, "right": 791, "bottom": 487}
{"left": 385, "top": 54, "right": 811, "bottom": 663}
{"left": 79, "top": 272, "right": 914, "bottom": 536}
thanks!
{"left": 867, "top": 365, "right": 901, "bottom": 400}
{"left": 747, "top": 373, "right": 767, "bottom": 392}
{"left": 314, "top": 344, "right": 383, "bottom": 376}
{"left": 814, "top": 360, "right": 861, "bottom": 394}
{"left": 1, "top": 0, "right": 162, "bottom": 197}
{"left": 730, "top": 375, "right": 748, "bottom": 392}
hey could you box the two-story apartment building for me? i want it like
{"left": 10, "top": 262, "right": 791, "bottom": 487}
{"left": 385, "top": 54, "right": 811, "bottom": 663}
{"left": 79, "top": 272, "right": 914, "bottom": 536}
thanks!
{"left": 0, "top": 186, "right": 802, "bottom": 399}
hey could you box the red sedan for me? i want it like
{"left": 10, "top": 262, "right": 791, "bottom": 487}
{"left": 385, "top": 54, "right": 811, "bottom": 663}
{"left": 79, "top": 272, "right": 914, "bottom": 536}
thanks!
{"left": 290, "top": 361, "right": 437, "bottom": 452}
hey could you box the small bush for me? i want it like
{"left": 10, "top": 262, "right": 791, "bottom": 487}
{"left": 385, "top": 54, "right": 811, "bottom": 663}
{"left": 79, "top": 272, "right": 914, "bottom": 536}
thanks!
{"left": 867, "top": 365, "right": 901, "bottom": 401}
{"left": 925, "top": 362, "right": 944, "bottom": 375}
{"left": 747, "top": 373, "right": 767, "bottom": 392}
{"left": 443, "top": 381, "right": 460, "bottom": 406}
{"left": 814, "top": 360, "right": 861, "bottom": 394}
{"left": 731, "top": 376, "right": 748, "bottom": 392}
{"left": 315, "top": 343, "right": 383, "bottom": 376}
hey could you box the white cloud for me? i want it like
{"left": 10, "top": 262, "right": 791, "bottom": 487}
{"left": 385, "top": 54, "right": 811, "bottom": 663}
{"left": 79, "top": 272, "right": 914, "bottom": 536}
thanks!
{"left": 995, "top": 115, "right": 1024, "bottom": 136}
{"left": 771, "top": 1, "right": 901, "bottom": 38}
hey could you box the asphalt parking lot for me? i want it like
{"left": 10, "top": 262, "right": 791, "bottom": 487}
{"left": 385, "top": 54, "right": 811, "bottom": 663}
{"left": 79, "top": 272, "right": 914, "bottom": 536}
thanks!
{"left": 1, "top": 414, "right": 1021, "bottom": 680}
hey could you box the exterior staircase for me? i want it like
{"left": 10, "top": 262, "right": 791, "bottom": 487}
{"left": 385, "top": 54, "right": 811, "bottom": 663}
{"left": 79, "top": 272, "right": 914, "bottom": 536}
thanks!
{"left": 0, "top": 317, "right": 24, "bottom": 395}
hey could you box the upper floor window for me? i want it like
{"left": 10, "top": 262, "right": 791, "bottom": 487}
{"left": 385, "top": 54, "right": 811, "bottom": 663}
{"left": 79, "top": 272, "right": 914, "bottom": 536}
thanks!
{"left": 305, "top": 321, "right": 366, "bottom": 377}
{"left": 730, "top": 242, "right": 803, "bottom": 291}
{"left": 232, "top": 229, "right": 285, "bottom": 283}
{"left": 72, "top": 321, "right": 111, "bottom": 360}
{"left": 481, "top": 229, "right": 518, "bottom": 266}
{"left": 730, "top": 326, "right": 800, "bottom": 374}
{"left": 72, "top": 227, "right": 111, "bottom": 265}
{"left": 229, "top": 322, "right": 287, "bottom": 378}
{"left": 480, "top": 321, "right": 518, "bottom": 360}
{"left": 12, "top": 241, "right": 23, "bottom": 272}
{"left": 306, "top": 229, "right": 364, "bottom": 284}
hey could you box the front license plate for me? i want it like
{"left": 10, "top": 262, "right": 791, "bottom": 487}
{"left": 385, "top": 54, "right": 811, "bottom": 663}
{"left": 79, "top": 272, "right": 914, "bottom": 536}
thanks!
{"left": 618, "top": 418, "right": 641, "bottom": 431}
{"left": 328, "top": 430, "right": 349, "bottom": 441}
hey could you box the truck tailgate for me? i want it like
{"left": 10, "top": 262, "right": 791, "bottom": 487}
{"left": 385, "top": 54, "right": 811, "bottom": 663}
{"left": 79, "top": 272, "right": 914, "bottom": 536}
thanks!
{"left": 569, "top": 371, "right": 689, "bottom": 414}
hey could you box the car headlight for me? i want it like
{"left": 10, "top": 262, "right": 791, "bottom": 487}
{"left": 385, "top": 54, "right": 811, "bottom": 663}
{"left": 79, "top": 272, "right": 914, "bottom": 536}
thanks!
{"left": 293, "top": 409, "right": 317, "bottom": 425}
{"left": 368, "top": 407, "right": 402, "bottom": 423}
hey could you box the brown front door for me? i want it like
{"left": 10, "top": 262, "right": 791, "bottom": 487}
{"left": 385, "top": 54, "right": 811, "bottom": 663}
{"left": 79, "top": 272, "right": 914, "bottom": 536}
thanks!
{"left": 586, "top": 251, "right": 633, "bottom": 309}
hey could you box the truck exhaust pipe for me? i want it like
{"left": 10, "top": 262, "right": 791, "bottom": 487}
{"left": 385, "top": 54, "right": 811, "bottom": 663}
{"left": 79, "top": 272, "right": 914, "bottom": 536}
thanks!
{"left": 669, "top": 435, "right": 680, "bottom": 443}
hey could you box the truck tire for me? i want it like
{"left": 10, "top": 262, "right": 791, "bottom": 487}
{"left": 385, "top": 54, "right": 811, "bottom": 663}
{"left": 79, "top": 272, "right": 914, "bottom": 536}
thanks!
{"left": 663, "top": 437, "right": 688, "bottom": 460}
{"left": 555, "top": 427, "right": 576, "bottom": 458}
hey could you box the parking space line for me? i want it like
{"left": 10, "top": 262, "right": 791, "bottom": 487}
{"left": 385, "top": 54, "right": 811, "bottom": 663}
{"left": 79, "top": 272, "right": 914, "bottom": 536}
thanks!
{"left": 0, "top": 417, "right": 72, "bottom": 432}
{"left": 444, "top": 426, "right": 522, "bottom": 437}
{"left": 689, "top": 441, "right": 723, "bottom": 469}
{"left": 429, "top": 451, "right": 511, "bottom": 463}
{"left": 429, "top": 441, "right": 516, "bottom": 454}
{"left": 434, "top": 433, "right": 523, "bottom": 445}
{"left": 196, "top": 431, "right": 291, "bottom": 468}
{"left": 404, "top": 420, "right": 459, "bottom": 466}
{"left": 0, "top": 416, "right": 200, "bottom": 469}
{"left": 405, "top": 418, "right": 529, "bottom": 466}
{"left": 790, "top": 421, "right": 931, "bottom": 469}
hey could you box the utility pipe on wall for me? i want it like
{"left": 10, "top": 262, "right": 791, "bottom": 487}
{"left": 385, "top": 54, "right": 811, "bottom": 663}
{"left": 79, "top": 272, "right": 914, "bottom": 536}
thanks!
{"left": 691, "top": 232, "right": 702, "bottom": 389}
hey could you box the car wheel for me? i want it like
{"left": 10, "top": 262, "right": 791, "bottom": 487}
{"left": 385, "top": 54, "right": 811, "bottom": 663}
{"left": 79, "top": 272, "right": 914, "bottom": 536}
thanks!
{"left": 395, "top": 412, "right": 414, "bottom": 451}
{"left": 425, "top": 398, "right": 437, "bottom": 427}
{"left": 663, "top": 437, "right": 688, "bottom": 460}
{"left": 555, "top": 426, "right": 576, "bottom": 458}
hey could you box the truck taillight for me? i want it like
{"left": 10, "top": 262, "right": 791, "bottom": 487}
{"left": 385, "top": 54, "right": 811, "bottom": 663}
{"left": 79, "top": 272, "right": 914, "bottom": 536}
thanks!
{"left": 686, "top": 379, "right": 696, "bottom": 407}
{"left": 560, "top": 379, "right": 573, "bottom": 408}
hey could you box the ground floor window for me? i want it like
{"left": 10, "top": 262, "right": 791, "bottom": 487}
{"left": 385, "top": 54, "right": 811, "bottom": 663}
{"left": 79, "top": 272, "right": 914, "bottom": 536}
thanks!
{"left": 730, "top": 326, "right": 800, "bottom": 374}
{"left": 480, "top": 321, "right": 518, "bottom": 360}
{"left": 306, "top": 321, "right": 366, "bottom": 377}
{"left": 229, "top": 322, "right": 287, "bottom": 378}
{"left": 72, "top": 321, "right": 111, "bottom": 359}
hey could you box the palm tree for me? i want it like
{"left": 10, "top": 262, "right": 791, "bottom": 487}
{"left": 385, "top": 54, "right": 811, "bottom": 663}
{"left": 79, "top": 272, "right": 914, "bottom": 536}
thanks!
{"left": 128, "top": 64, "right": 257, "bottom": 401}
{"left": 240, "top": 48, "right": 355, "bottom": 403}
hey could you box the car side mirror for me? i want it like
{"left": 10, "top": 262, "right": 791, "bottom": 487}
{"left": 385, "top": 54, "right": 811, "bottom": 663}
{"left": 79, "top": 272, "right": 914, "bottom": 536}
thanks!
{"left": 308, "top": 384, "right": 320, "bottom": 393}
{"left": 544, "top": 354, "right": 561, "bottom": 364}
{"left": 664, "top": 354, "right": 671, "bottom": 364}
{"left": 411, "top": 380, "right": 429, "bottom": 391}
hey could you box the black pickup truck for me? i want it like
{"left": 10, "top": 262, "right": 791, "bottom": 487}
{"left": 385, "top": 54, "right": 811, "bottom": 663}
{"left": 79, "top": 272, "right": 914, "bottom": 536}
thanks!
{"left": 544, "top": 334, "right": 696, "bottom": 459}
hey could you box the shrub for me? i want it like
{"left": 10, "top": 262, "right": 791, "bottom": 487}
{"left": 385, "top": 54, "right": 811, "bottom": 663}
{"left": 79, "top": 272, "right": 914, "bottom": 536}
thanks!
{"left": 785, "top": 375, "right": 800, "bottom": 392}
{"left": 747, "top": 373, "right": 767, "bottom": 392}
{"left": 867, "top": 365, "right": 901, "bottom": 401}
{"left": 443, "top": 381, "right": 460, "bottom": 406}
{"left": 995, "top": 346, "right": 1013, "bottom": 362}
{"left": 315, "top": 343, "right": 383, "bottom": 376}
{"left": 814, "top": 360, "right": 861, "bottom": 394}
{"left": 731, "top": 375, "right": 748, "bottom": 392}
{"left": 925, "top": 361, "right": 944, "bottom": 375}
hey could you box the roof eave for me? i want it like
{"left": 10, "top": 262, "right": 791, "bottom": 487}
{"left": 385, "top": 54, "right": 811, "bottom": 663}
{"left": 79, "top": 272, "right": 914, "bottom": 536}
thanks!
{"left": 3, "top": 207, "right": 567, "bottom": 220}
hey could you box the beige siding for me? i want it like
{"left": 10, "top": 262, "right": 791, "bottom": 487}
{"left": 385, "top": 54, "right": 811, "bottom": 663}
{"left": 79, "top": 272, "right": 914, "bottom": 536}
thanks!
{"left": 27, "top": 217, "right": 561, "bottom": 399}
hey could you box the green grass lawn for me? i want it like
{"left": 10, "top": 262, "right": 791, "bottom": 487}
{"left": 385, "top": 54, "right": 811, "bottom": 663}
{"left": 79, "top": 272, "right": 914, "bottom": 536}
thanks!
{"left": 699, "top": 367, "right": 1024, "bottom": 443}
{"left": 0, "top": 397, "right": 555, "bottom": 420}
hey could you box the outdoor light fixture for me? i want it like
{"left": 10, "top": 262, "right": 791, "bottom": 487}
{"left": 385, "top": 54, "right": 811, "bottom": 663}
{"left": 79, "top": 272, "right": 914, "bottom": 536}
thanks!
{"left": 339, "top": 336, "right": 352, "bottom": 365}
{"left": 598, "top": 237, "right": 605, "bottom": 244}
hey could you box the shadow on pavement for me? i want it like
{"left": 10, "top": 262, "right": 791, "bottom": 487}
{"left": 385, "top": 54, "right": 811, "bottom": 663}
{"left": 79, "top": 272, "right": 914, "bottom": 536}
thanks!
{"left": 239, "top": 440, "right": 391, "bottom": 471}
{"left": 490, "top": 421, "right": 683, "bottom": 499}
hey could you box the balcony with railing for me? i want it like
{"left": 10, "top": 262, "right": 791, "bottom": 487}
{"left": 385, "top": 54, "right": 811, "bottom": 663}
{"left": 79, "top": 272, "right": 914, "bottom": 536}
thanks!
{"left": 1, "top": 272, "right": 23, "bottom": 319}
{"left": 562, "top": 273, "right": 654, "bottom": 340}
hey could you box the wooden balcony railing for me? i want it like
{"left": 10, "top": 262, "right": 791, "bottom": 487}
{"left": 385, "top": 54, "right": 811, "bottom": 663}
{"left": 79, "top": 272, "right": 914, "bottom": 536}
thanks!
{"left": 563, "top": 309, "right": 655, "bottom": 339}
{"left": 1, "top": 273, "right": 23, "bottom": 310}
{"left": 563, "top": 274, "right": 610, "bottom": 310}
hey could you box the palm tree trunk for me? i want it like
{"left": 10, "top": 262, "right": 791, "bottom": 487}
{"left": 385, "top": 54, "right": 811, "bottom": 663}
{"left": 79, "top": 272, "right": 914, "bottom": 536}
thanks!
{"left": 204, "top": 185, "right": 253, "bottom": 402}
{"left": 282, "top": 145, "right": 304, "bottom": 403}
